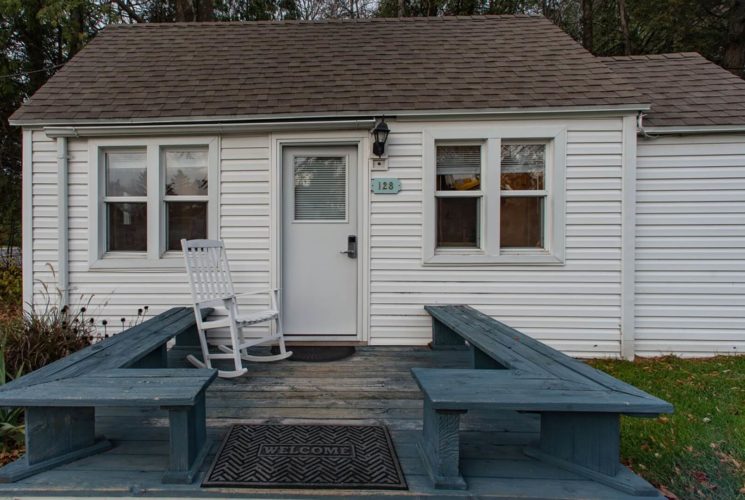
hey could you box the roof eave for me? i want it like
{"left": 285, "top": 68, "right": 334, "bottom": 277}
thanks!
{"left": 10, "top": 104, "right": 650, "bottom": 129}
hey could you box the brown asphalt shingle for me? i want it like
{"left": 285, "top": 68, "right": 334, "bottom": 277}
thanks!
{"left": 11, "top": 16, "right": 646, "bottom": 124}
{"left": 602, "top": 53, "right": 745, "bottom": 127}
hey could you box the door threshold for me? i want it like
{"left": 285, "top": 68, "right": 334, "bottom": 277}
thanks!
{"left": 283, "top": 340, "right": 368, "bottom": 346}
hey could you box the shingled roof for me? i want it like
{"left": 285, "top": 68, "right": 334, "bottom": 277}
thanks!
{"left": 602, "top": 53, "right": 745, "bottom": 128}
{"left": 10, "top": 16, "right": 646, "bottom": 125}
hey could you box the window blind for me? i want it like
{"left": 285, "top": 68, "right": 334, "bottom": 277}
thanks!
{"left": 436, "top": 145, "right": 481, "bottom": 176}
{"left": 294, "top": 156, "right": 347, "bottom": 221}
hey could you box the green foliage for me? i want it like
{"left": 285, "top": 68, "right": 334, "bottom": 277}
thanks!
{"left": 1, "top": 296, "right": 95, "bottom": 379}
{"left": 0, "top": 262, "right": 21, "bottom": 310}
{"left": 589, "top": 356, "right": 745, "bottom": 498}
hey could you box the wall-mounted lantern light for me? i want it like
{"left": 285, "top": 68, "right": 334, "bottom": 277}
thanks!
{"left": 371, "top": 118, "right": 390, "bottom": 158}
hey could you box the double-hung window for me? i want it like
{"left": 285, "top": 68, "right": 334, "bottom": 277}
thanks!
{"left": 90, "top": 137, "right": 217, "bottom": 269}
{"left": 424, "top": 126, "right": 566, "bottom": 265}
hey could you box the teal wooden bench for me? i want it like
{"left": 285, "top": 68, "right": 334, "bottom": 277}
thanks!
{"left": 0, "top": 307, "right": 217, "bottom": 485}
{"left": 413, "top": 305, "right": 674, "bottom": 496}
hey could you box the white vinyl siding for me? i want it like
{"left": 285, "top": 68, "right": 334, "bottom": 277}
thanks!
{"left": 29, "top": 130, "right": 59, "bottom": 307}
{"left": 369, "top": 118, "right": 624, "bottom": 357}
{"left": 27, "top": 133, "right": 272, "bottom": 340}
{"left": 635, "top": 134, "right": 745, "bottom": 357}
{"left": 26, "top": 119, "right": 744, "bottom": 358}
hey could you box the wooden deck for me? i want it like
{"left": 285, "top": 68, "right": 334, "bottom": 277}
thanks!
{"left": 0, "top": 346, "right": 658, "bottom": 499}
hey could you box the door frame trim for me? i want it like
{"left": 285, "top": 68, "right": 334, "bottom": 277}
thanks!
{"left": 271, "top": 131, "right": 371, "bottom": 343}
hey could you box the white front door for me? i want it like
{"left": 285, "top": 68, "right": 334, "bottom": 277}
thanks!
{"left": 282, "top": 146, "right": 358, "bottom": 337}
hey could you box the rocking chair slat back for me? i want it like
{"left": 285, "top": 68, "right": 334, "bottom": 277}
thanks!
{"left": 183, "top": 240, "right": 235, "bottom": 305}
{"left": 180, "top": 239, "right": 292, "bottom": 378}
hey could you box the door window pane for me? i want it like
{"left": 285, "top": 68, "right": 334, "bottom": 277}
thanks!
{"left": 501, "top": 144, "right": 545, "bottom": 191}
{"left": 500, "top": 197, "right": 544, "bottom": 248}
{"left": 437, "top": 197, "right": 479, "bottom": 247}
{"left": 165, "top": 150, "right": 208, "bottom": 195}
{"left": 436, "top": 145, "right": 481, "bottom": 191}
{"left": 166, "top": 202, "right": 207, "bottom": 251}
{"left": 294, "top": 156, "right": 347, "bottom": 221}
{"left": 107, "top": 202, "right": 147, "bottom": 251}
{"left": 106, "top": 151, "right": 147, "bottom": 196}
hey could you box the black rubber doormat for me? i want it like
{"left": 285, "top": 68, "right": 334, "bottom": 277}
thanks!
{"left": 203, "top": 424, "right": 407, "bottom": 489}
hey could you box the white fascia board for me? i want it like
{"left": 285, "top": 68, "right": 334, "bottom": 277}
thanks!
{"left": 642, "top": 124, "right": 745, "bottom": 135}
{"left": 13, "top": 103, "right": 650, "bottom": 129}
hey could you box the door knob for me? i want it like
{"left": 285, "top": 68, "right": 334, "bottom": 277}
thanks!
{"left": 340, "top": 235, "right": 357, "bottom": 259}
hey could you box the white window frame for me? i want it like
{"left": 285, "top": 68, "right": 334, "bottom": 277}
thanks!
{"left": 88, "top": 136, "right": 219, "bottom": 270}
{"left": 423, "top": 125, "right": 566, "bottom": 265}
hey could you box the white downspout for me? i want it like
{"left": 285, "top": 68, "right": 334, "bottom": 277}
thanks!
{"left": 57, "top": 136, "right": 69, "bottom": 307}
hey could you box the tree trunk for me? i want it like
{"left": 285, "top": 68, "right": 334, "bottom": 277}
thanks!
{"left": 175, "top": 0, "right": 195, "bottom": 21}
{"left": 581, "top": 0, "right": 593, "bottom": 52}
{"left": 21, "top": 0, "right": 48, "bottom": 92}
{"left": 618, "top": 0, "right": 631, "bottom": 55}
{"left": 723, "top": 0, "right": 745, "bottom": 77}
{"left": 196, "top": 0, "right": 215, "bottom": 21}
{"left": 398, "top": 0, "right": 405, "bottom": 17}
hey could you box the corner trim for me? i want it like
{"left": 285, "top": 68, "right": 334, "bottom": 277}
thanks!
{"left": 621, "top": 115, "right": 637, "bottom": 360}
{"left": 22, "top": 130, "right": 33, "bottom": 312}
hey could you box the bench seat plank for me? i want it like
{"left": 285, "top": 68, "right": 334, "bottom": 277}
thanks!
{"left": 411, "top": 368, "right": 671, "bottom": 414}
{"left": 0, "top": 308, "right": 188, "bottom": 392}
{"left": 427, "top": 307, "right": 556, "bottom": 378}
{"left": 427, "top": 305, "right": 670, "bottom": 405}
{"left": 0, "top": 370, "right": 217, "bottom": 407}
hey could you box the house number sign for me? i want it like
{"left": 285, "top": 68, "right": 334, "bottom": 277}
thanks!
{"left": 371, "top": 178, "right": 401, "bottom": 194}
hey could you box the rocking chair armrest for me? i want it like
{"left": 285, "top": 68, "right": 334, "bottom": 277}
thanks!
{"left": 235, "top": 288, "right": 279, "bottom": 298}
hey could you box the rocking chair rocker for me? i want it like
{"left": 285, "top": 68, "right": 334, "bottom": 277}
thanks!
{"left": 181, "top": 239, "right": 292, "bottom": 378}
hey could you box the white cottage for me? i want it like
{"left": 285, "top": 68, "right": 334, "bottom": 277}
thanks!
{"left": 10, "top": 16, "right": 745, "bottom": 359}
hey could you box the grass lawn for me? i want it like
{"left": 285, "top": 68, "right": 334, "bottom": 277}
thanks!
{"left": 588, "top": 356, "right": 745, "bottom": 499}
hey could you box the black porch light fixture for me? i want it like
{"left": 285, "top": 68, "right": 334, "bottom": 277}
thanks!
{"left": 371, "top": 117, "right": 390, "bottom": 157}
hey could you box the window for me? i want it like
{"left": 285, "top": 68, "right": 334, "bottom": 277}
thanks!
{"left": 104, "top": 151, "right": 147, "bottom": 252}
{"left": 500, "top": 144, "right": 546, "bottom": 249}
{"left": 90, "top": 137, "right": 217, "bottom": 269}
{"left": 435, "top": 145, "right": 482, "bottom": 248}
{"left": 424, "top": 126, "right": 566, "bottom": 265}
{"left": 294, "top": 156, "right": 347, "bottom": 221}
{"left": 164, "top": 149, "right": 209, "bottom": 250}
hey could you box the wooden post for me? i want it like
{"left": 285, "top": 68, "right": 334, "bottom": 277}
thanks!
{"left": 416, "top": 398, "right": 467, "bottom": 490}
{"left": 161, "top": 390, "right": 210, "bottom": 484}
{"left": 0, "top": 407, "right": 112, "bottom": 483}
{"left": 431, "top": 319, "right": 466, "bottom": 350}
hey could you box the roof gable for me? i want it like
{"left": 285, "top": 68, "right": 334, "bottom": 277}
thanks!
{"left": 11, "top": 16, "right": 645, "bottom": 125}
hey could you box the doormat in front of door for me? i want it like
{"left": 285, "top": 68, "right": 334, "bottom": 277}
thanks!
{"left": 202, "top": 424, "right": 407, "bottom": 490}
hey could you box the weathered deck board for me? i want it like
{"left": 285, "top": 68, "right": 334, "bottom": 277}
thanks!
{"left": 0, "top": 346, "right": 658, "bottom": 499}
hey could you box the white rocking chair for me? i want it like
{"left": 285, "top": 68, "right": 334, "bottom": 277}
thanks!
{"left": 181, "top": 239, "right": 292, "bottom": 378}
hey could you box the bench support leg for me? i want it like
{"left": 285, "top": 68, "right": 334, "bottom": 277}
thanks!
{"left": 162, "top": 390, "right": 211, "bottom": 484}
{"left": 471, "top": 345, "right": 508, "bottom": 369}
{"left": 0, "top": 407, "right": 112, "bottom": 483}
{"left": 431, "top": 319, "right": 467, "bottom": 350}
{"left": 525, "top": 412, "right": 658, "bottom": 496}
{"left": 417, "top": 398, "right": 467, "bottom": 490}
{"left": 133, "top": 343, "right": 168, "bottom": 368}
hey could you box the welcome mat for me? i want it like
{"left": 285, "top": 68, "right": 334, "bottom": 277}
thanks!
{"left": 203, "top": 424, "right": 407, "bottom": 489}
